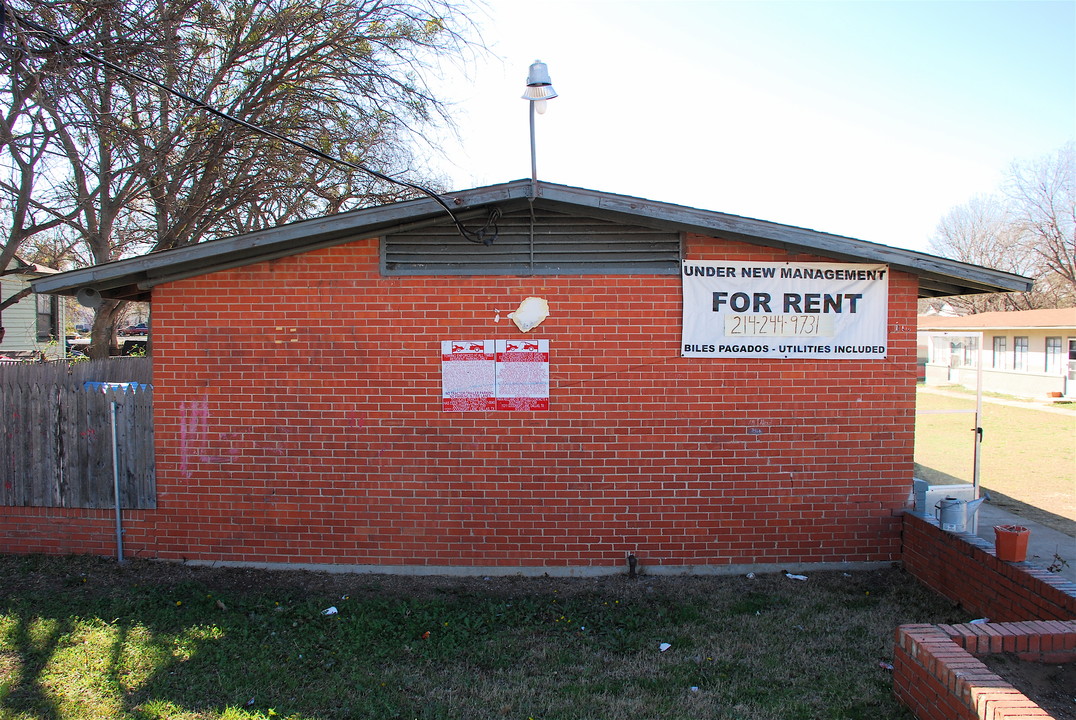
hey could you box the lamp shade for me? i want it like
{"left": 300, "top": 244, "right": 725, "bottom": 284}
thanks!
{"left": 521, "top": 60, "right": 557, "bottom": 101}
{"left": 522, "top": 84, "right": 558, "bottom": 101}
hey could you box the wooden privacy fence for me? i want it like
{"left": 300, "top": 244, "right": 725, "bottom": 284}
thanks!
{"left": 0, "top": 357, "right": 154, "bottom": 509}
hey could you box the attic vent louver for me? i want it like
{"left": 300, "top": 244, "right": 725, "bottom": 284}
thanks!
{"left": 381, "top": 208, "right": 681, "bottom": 276}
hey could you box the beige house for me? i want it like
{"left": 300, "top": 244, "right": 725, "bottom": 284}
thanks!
{"left": 919, "top": 308, "right": 1076, "bottom": 398}
{"left": 0, "top": 257, "right": 65, "bottom": 360}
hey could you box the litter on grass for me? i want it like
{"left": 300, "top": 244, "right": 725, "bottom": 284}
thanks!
{"left": 659, "top": 642, "right": 672, "bottom": 652}
{"left": 321, "top": 606, "right": 338, "bottom": 615}
{"left": 785, "top": 573, "right": 808, "bottom": 581}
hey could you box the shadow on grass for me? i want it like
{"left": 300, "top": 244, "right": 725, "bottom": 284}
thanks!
{"left": 3, "top": 614, "right": 67, "bottom": 720}
{"left": 978, "top": 488, "right": 1076, "bottom": 537}
{"left": 914, "top": 462, "right": 1076, "bottom": 537}
{"left": 912, "top": 463, "right": 966, "bottom": 487}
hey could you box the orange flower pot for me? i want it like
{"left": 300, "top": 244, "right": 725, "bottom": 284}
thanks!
{"left": 994, "top": 525, "right": 1030, "bottom": 562}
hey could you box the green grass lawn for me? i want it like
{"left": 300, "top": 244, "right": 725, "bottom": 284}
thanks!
{"left": 0, "top": 555, "right": 971, "bottom": 720}
{"left": 914, "top": 388, "right": 1076, "bottom": 522}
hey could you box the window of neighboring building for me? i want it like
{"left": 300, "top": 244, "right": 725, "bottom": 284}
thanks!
{"left": 35, "top": 293, "right": 58, "bottom": 342}
{"left": 1046, "top": 336, "right": 1062, "bottom": 373}
{"left": 943, "top": 336, "right": 980, "bottom": 368}
{"left": 992, "top": 336, "right": 1007, "bottom": 369}
{"left": 1013, "top": 336, "right": 1028, "bottom": 371}
{"left": 962, "top": 336, "right": 979, "bottom": 367}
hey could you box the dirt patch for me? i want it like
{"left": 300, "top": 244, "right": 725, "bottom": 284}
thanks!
{"left": 979, "top": 653, "right": 1076, "bottom": 720}
{"left": 0, "top": 553, "right": 920, "bottom": 605}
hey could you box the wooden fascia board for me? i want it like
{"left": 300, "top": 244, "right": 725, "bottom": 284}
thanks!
{"left": 32, "top": 186, "right": 528, "bottom": 298}
{"left": 31, "top": 179, "right": 1031, "bottom": 300}
{"left": 531, "top": 186, "right": 1033, "bottom": 296}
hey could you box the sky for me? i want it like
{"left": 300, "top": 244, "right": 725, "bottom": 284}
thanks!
{"left": 426, "top": 0, "right": 1075, "bottom": 253}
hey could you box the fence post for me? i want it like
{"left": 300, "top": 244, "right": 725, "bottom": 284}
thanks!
{"left": 110, "top": 399, "right": 124, "bottom": 564}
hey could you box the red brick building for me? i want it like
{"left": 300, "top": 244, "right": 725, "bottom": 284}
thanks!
{"left": 21, "top": 181, "right": 1029, "bottom": 575}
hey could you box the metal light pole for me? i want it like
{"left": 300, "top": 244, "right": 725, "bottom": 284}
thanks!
{"left": 522, "top": 60, "right": 558, "bottom": 189}
{"left": 110, "top": 399, "right": 125, "bottom": 564}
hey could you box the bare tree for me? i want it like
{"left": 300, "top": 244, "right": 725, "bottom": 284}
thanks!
{"left": 1005, "top": 142, "right": 1075, "bottom": 301}
{"left": 929, "top": 195, "right": 1038, "bottom": 312}
{"left": 0, "top": 14, "right": 81, "bottom": 343}
{"left": 1, "top": 0, "right": 481, "bottom": 356}
{"left": 929, "top": 144, "right": 1076, "bottom": 313}
{"left": 115, "top": 0, "right": 466, "bottom": 252}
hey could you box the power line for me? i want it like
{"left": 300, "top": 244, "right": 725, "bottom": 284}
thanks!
{"left": 1, "top": 2, "right": 500, "bottom": 245}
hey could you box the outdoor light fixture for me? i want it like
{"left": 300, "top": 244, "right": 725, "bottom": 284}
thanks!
{"left": 522, "top": 59, "right": 557, "bottom": 114}
{"left": 522, "top": 59, "right": 557, "bottom": 185}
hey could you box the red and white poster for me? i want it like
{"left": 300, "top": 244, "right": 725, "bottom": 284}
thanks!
{"left": 441, "top": 340, "right": 496, "bottom": 411}
{"left": 495, "top": 339, "right": 549, "bottom": 410}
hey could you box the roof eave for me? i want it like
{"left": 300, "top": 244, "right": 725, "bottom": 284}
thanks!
{"left": 31, "top": 181, "right": 535, "bottom": 301}
{"left": 529, "top": 184, "right": 1032, "bottom": 297}
{"left": 31, "top": 179, "right": 1032, "bottom": 300}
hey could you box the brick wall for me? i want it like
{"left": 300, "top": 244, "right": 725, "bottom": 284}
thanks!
{"left": 893, "top": 620, "right": 1075, "bottom": 720}
{"left": 1, "top": 232, "right": 921, "bottom": 571}
{"left": 902, "top": 512, "right": 1076, "bottom": 622}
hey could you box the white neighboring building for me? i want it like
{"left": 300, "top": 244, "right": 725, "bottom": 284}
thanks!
{"left": 0, "top": 257, "right": 66, "bottom": 360}
{"left": 919, "top": 308, "right": 1076, "bottom": 398}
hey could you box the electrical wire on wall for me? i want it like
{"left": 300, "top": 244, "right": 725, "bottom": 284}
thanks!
{"left": 0, "top": 2, "right": 501, "bottom": 245}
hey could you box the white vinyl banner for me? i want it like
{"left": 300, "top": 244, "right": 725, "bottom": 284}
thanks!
{"left": 681, "top": 260, "right": 889, "bottom": 359}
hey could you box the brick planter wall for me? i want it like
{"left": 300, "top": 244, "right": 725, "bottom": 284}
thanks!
{"left": 894, "top": 621, "right": 1076, "bottom": 720}
{"left": 1, "top": 233, "right": 920, "bottom": 572}
{"left": 901, "top": 512, "right": 1076, "bottom": 622}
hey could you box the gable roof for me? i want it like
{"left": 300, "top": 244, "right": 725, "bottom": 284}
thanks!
{"left": 32, "top": 180, "right": 1032, "bottom": 302}
{"left": 4, "top": 255, "right": 60, "bottom": 277}
{"left": 918, "top": 307, "right": 1076, "bottom": 331}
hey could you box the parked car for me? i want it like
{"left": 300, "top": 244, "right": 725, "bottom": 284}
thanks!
{"left": 119, "top": 322, "right": 149, "bottom": 336}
